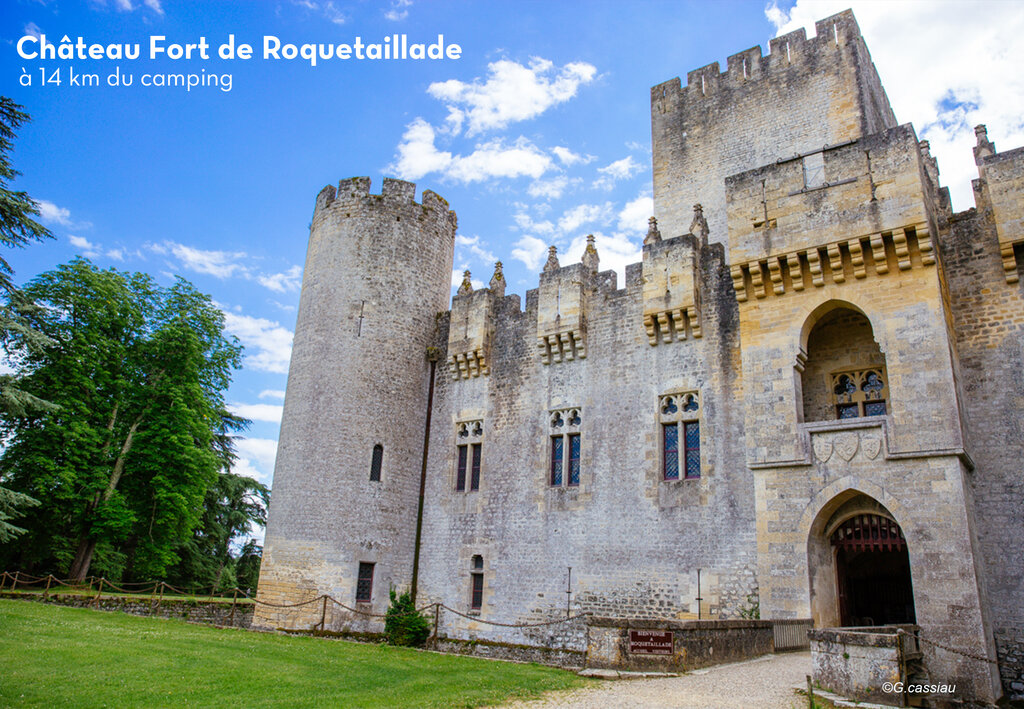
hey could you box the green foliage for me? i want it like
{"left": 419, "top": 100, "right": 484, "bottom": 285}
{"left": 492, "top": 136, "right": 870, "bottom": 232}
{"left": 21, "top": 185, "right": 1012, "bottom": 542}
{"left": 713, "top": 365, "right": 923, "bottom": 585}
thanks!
{"left": 384, "top": 589, "right": 431, "bottom": 647}
{"left": 0, "top": 599, "right": 586, "bottom": 708}
{"left": 0, "top": 259, "right": 245, "bottom": 582}
{"left": 0, "top": 97, "right": 54, "bottom": 543}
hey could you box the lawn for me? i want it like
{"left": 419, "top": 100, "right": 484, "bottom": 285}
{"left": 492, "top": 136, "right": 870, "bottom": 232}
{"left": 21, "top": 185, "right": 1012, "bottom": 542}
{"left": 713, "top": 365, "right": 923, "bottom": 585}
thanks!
{"left": 0, "top": 598, "right": 588, "bottom": 708}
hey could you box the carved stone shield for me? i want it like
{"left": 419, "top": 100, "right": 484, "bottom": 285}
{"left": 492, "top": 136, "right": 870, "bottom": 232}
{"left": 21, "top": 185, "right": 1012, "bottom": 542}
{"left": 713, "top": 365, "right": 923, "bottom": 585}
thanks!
{"left": 862, "top": 437, "right": 881, "bottom": 460}
{"left": 836, "top": 433, "right": 859, "bottom": 461}
{"left": 812, "top": 438, "right": 833, "bottom": 463}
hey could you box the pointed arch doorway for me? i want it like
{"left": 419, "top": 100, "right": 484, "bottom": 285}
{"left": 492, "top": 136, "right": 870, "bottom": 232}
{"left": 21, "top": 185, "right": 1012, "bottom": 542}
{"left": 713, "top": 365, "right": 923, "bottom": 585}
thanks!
{"left": 808, "top": 492, "right": 916, "bottom": 627}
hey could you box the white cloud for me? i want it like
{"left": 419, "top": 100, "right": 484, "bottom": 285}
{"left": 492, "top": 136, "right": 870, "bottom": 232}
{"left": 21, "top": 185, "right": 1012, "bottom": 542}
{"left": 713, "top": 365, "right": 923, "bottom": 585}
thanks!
{"left": 528, "top": 175, "right": 575, "bottom": 200}
{"left": 257, "top": 265, "right": 303, "bottom": 293}
{"left": 391, "top": 120, "right": 552, "bottom": 182}
{"left": 68, "top": 235, "right": 100, "bottom": 258}
{"left": 37, "top": 199, "right": 88, "bottom": 228}
{"left": 143, "top": 0, "right": 163, "bottom": 14}
{"left": 259, "top": 389, "right": 286, "bottom": 400}
{"left": 427, "top": 57, "right": 597, "bottom": 135}
{"left": 163, "top": 242, "right": 248, "bottom": 279}
{"left": 106, "top": 248, "right": 125, "bottom": 261}
{"left": 221, "top": 310, "right": 294, "bottom": 374}
{"left": 114, "top": 0, "right": 133, "bottom": 10}
{"left": 384, "top": 0, "right": 411, "bottom": 21}
{"left": 24, "top": 23, "right": 42, "bottom": 39}
{"left": 229, "top": 402, "right": 284, "bottom": 424}
{"left": 766, "top": 0, "right": 1024, "bottom": 212}
{"left": 513, "top": 211, "right": 555, "bottom": 235}
{"left": 233, "top": 436, "right": 279, "bottom": 486}
{"left": 552, "top": 146, "right": 594, "bottom": 166}
{"left": 595, "top": 156, "right": 643, "bottom": 189}
{"left": 322, "top": 1, "right": 346, "bottom": 24}
{"left": 510, "top": 235, "right": 549, "bottom": 271}
{"left": 618, "top": 194, "right": 654, "bottom": 234}
{"left": 456, "top": 234, "right": 496, "bottom": 263}
{"left": 558, "top": 202, "right": 615, "bottom": 233}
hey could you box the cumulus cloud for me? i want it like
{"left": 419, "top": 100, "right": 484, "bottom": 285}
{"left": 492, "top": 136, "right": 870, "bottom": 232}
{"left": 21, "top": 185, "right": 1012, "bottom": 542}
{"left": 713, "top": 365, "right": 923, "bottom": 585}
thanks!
{"left": 159, "top": 242, "right": 249, "bottom": 279}
{"left": 595, "top": 156, "right": 643, "bottom": 189}
{"left": 36, "top": 199, "right": 90, "bottom": 229}
{"left": 513, "top": 211, "right": 555, "bottom": 235}
{"left": 221, "top": 310, "right": 294, "bottom": 374}
{"left": 456, "top": 234, "right": 496, "bottom": 264}
{"left": 618, "top": 194, "right": 654, "bottom": 234}
{"left": 558, "top": 202, "right": 615, "bottom": 233}
{"left": 563, "top": 231, "right": 642, "bottom": 284}
{"left": 391, "top": 120, "right": 552, "bottom": 183}
{"left": 24, "top": 23, "right": 42, "bottom": 39}
{"left": 229, "top": 402, "right": 284, "bottom": 424}
{"left": 68, "top": 235, "right": 100, "bottom": 258}
{"left": 766, "top": 0, "right": 1024, "bottom": 211}
{"left": 257, "top": 265, "right": 303, "bottom": 293}
{"left": 552, "top": 146, "right": 595, "bottom": 166}
{"left": 259, "top": 389, "right": 286, "bottom": 400}
{"left": 290, "top": 0, "right": 346, "bottom": 24}
{"left": 427, "top": 57, "right": 597, "bottom": 135}
{"left": 384, "top": 0, "right": 411, "bottom": 21}
{"left": 233, "top": 436, "right": 279, "bottom": 486}
{"left": 528, "top": 175, "right": 577, "bottom": 200}
{"left": 510, "top": 235, "right": 549, "bottom": 271}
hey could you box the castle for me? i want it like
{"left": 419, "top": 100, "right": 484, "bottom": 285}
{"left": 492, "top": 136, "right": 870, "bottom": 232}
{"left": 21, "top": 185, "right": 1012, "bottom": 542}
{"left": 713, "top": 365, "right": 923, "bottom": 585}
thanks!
{"left": 254, "top": 10, "right": 1023, "bottom": 704}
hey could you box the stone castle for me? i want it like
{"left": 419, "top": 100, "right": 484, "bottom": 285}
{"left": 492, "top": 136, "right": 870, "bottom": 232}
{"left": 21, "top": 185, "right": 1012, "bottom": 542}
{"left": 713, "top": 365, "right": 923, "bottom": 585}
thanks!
{"left": 255, "top": 10, "right": 1023, "bottom": 704}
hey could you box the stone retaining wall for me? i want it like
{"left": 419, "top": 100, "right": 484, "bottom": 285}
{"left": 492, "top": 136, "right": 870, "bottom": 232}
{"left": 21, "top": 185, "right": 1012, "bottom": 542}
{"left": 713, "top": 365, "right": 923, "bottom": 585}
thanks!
{"left": 1, "top": 591, "right": 254, "bottom": 629}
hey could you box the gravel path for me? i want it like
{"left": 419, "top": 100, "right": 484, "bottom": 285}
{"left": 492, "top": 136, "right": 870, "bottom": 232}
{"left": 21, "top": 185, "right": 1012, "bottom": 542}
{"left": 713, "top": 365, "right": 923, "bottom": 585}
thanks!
{"left": 498, "top": 651, "right": 812, "bottom": 709}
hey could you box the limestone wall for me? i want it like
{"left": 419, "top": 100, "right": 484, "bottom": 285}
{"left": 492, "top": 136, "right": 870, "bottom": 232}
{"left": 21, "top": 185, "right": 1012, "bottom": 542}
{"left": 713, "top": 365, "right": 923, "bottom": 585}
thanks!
{"left": 652, "top": 9, "right": 897, "bottom": 245}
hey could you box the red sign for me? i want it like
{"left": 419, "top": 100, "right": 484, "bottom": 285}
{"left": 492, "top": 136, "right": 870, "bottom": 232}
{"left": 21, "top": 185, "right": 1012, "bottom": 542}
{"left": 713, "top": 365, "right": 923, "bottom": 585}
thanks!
{"left": 629, "top": 629, "right": 674, "bottom": 655}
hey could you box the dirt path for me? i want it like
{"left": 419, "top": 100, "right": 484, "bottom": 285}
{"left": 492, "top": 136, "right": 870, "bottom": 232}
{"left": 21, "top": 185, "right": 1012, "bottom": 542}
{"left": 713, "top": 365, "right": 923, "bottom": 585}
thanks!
{"left": 499, "top": 651, "right": 812, "bottom": 709}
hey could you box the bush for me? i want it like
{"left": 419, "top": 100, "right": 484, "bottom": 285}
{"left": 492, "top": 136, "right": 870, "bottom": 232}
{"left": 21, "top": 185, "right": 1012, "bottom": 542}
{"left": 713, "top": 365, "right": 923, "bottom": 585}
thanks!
{"left": 384, "top": 589, "right": 431, "bottom": 647}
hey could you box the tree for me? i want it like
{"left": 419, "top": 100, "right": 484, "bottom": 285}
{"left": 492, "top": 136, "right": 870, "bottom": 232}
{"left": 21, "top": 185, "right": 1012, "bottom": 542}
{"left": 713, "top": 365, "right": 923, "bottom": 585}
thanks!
{"left": 165, "top": 468, "right": 269, "bottom": 593}
{"left": 0, "top": 96, "right": 55, "bottom": 542}
{"left": 0, "top": 259, "right": 244, "bottom": 581}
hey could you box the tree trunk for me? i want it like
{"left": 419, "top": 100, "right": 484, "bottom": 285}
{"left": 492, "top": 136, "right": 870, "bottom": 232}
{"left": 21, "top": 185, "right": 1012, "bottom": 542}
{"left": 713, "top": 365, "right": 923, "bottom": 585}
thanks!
{"left": 67, "top": 413, "right": 146, "bottom": 581}
{"left": 69, "top": 537, "right": 97, "bottom": 582}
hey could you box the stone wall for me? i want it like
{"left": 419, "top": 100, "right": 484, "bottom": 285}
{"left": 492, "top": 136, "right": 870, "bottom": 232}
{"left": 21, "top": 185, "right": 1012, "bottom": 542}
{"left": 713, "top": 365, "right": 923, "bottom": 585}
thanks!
{"left": 585, "top": 617, "right": 774, "bottom": 672}
{"left": 3, "top": 592, "right": 254, "bottom": 628}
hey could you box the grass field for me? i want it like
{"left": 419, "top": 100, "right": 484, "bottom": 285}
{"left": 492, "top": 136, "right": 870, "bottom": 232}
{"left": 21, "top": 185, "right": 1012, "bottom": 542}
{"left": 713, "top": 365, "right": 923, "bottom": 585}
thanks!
{"left": 0, "top": 598, "right": 588, "bottom": 708}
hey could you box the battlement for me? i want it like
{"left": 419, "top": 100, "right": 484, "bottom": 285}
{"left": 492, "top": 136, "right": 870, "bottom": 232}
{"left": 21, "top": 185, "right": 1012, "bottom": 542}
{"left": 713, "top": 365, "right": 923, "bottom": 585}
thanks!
{"left": 312, "top": 176, "right": 456, "bottom": 230}
{"left": 654, "top": 11, "right": 861, "bottom": 105}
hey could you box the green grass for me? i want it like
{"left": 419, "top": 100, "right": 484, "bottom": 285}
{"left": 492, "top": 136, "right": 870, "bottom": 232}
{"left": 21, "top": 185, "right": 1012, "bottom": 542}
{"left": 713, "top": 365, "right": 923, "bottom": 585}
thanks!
{"left": 0, "top": 598, "right": 588, "bottom": 708}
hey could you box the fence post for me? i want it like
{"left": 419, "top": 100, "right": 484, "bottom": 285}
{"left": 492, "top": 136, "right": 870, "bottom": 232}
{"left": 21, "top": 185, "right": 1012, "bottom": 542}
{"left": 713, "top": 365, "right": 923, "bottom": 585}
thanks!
{"left": 158, "top": 581, "right": 165, "bottom": 608}
{"left": 43, "top": 574, "right": 52, "bottom": 598}
{"left": 11, "top": 571, "right": 19, "bottom": 592}
{"left": 93, "top": 577, "right": 104, "bottom": 607}
{"left": 319, "top": 595, "right": 328, "bottom": 632}
{"left": 433, "top": 604, "right": 440, "bottom": 645}
{"left": 0, "top": 571, "right": 7, "bottom": 592}
{"left": 806, "top": 674, "right": 814, "bottom": 709}
{"left": 229, "top": 588, "right": 238, "bottom": 626}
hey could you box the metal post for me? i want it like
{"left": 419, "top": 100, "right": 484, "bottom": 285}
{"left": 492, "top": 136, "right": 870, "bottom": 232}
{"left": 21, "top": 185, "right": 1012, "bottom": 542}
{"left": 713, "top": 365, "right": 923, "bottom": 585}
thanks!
{"left": 433, "top": 603, "right": 440, "bottom": 642}
{"left": 319, "top": 595, "right": 328, "bottom": 632}
{"left": 696, "top": 568, "right": 703, "bottom": 620}
{"left": 565, "top": 566, "right": 573, "bottom": 618}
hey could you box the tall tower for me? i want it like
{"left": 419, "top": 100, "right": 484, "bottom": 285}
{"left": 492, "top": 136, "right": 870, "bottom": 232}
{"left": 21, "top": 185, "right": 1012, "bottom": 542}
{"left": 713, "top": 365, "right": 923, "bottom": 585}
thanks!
{"left": 254, "top": 177, "right": 456, "bottom": 628}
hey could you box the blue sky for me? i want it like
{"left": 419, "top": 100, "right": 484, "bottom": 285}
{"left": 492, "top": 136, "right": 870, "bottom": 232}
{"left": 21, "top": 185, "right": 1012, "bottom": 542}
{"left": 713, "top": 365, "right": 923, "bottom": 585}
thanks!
{"left": 3, "top": 0, "right": 1023, "bottom": 495}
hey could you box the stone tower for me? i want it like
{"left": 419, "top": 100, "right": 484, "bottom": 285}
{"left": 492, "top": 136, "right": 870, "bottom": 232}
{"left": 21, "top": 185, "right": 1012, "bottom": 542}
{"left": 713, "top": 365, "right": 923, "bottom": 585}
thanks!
{"left": 254, "top": 177, "right": 456, "bottom": 627}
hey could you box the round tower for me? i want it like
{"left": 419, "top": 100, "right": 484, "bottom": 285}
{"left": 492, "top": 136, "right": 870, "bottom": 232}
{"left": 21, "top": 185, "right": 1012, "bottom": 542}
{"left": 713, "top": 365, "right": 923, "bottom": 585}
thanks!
{"left": 255, "top": 177, "right": 456, "bottom": 629}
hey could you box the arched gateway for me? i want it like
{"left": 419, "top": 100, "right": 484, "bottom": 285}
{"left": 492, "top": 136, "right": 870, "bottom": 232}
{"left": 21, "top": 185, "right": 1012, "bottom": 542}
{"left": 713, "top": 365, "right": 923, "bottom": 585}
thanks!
{"left": 807, "top": 491, "right": 916, "bottom": 628}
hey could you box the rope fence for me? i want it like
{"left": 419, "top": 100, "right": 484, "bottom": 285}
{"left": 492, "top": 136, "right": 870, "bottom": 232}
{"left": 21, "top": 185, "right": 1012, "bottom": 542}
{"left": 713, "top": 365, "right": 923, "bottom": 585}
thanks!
{"left": 0, "top": 570, "right": 591, "bottom": 636}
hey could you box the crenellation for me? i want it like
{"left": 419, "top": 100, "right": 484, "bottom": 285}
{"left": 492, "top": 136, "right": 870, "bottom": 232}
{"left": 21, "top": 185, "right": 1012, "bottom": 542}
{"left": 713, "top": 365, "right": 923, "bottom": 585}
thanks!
{"left": 259, "top": 11, "right": 1021, "bottom": 703}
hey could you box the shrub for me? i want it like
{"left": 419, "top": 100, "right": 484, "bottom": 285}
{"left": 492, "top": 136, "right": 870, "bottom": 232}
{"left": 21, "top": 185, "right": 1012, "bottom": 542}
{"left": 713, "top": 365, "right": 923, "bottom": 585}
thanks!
{"left": 384, "top": 589, "right": 431, "bottom": 647}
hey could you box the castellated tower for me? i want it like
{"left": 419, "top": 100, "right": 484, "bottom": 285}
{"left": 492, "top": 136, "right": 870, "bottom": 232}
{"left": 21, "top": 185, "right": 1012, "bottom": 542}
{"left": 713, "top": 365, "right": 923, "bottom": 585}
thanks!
{"left": 254, "top": 177, "right": 456, "bottom": 629}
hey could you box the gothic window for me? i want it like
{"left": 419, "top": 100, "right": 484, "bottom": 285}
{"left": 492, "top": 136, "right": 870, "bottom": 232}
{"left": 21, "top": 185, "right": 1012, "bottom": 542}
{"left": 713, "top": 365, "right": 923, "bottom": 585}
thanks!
{"left": 355, "top": 562, "right": 374, "bottom": 603}
{"left": 831, "top": 368, "right": 888, "bottom": 419}
{"left": 369, "top": 444, "right": 383, "bottom": 482}
{"left": 660, "top": 392, "right": 701, "bottom": 480}
{"left": 470, "top": 555, "right": 484, "bottom": 610}
{"left": 549, "top": 408, "right": 581, "bottom": 487}
{"left": 455, "top": 420, "right": 483, "bottom": 492}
